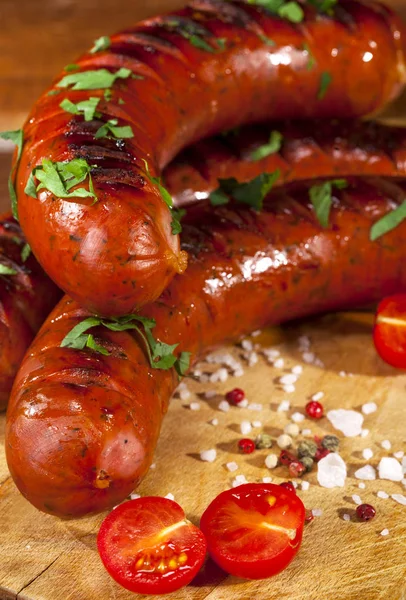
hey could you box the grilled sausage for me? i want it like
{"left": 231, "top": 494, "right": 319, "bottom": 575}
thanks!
{"left": 15, "top": 0, "right": 406, "bottom": 316}
{"left": 6, "top": 176, "right": 406, "bottom": 517}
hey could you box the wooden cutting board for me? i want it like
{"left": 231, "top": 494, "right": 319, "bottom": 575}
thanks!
{"left": 1, "top": 1, "right": 406, "bottom": 599}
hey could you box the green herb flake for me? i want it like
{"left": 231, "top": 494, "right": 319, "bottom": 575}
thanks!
{"left": 60, "top": 97, "right": 101, "bottom": 121}
{"left": 370, "top": 201, "right": 406, "bottom": 241}
{"left": 309, "top": 179, "right": 347, "bottom": 228}
{"left": 61, "top": 314, "right": 190, "bottom": 374}
{"left": 307, "top": 0, "right": 337, "bottom": 15}
{"left": 25, "top": 158, "right": 97, "bottom": 202}
{"left": 95, "top": 119, "right": 134, "bottom": 140}
{"left": 0, "top": 129, "right": 24, "bottom": 220}
{"left": 278, "top": 1, "right": 304, "bottom": 23}
{"left": 0, "top": 264, "right": 17, "bottom": 276}
{"left": 250, "top": 130, "right": 283, "bottom": 161}
{"left": 47, "top": 89, "right": 61, "bottom": 96}
{"left": 170, "top": 208, "right": 186, "bottom": 235}
{"left": 142, "top": 159, "right": 173, "bottom": 210}
{"left": 209, "top": 188, "right": 230, "bottom": 207}
{"left": 21, "top": 243, "right": 31, "bottom": 262}
{"left": 210, "top": 171, "right": 280, "bottom": 212}
{"left": 165, "top": 17, "right": 225, "bottom": 53}
{"left": 318, "top": 71, "right": 332, "bottom": 100}
{"left": 64, "top": 64, "right": 80, "bottom": 72}
{"left": 57, "top": 67, "right": 132, "bottom": 91}
{"left": 303, "top": 42, "right": 315, "bottom": 70}
{"left": 90, "top": 36, "right": 111, "bottom": 54}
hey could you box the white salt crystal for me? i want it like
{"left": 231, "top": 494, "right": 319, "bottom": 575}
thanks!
{"left": 240, "top": 420, "right": 252, "bottom": 435}
{"left": 311, "top": 391, "right": 324, "bottom": 401}
{"left": 343, "top": 514, "right": 351, "bottom": 521}
{"left": 200, "top": 449, "right": 217, "bottom": 463}
{"left": 391, "top": 494, "right": 406, "bottom": 506}
{"left": 238, "top": 399, "right": 249, "bottom": 408}
{"left": 204, "top": 390, "right": 217, "bottom": 399}
{"left": 358, "top": 482, "right": 366, "bottom": 489}
{"left": 380, "top": 529, "right": 390, "bottom": 536}
{"left": 301, "top": 481, "right": 310, "bottom": 491}
{"left": 312, "top": 508, "right": 323, "bottom": 517}
{"left": 189, "top": 402, "right": 201, "bottom": 411}
{"left": 165, "top": 493, "right": 175, "bottom": 501}
{"left": 327, "top": 409, "right": 364, "bottom": 437}
{"left": 277, "top": 400, "right": 290, "bottom": 412}
{"left": 217, "top": 367, "right": 228, "bottom": 382}
{"left": 262, "top": 476, "right": 273, "bottom": 483}
{"left": 361, "top": 402, "right": 377, "bottom": 415}
{"left": 280, "top": 373, "right": 298, "bottom": 386}
{"left": 264, "top": 348, "right": 280, "bottom": 359}
{"left": 180, "top": 389, "right": 191, "bottom": 401}
{"left": 252, "top": 330, "right": 261, "bottom": 337}
{"left": 378, "top": 457, "right": 403, "bottom": 482}
{"left": 248, "top": 352, "right": 258, "bottom": 367}
{"left": 233, "top": 368, "right": 244, "bottom": 377}
{"left": 282, "top": 384, "right": 296, "bottom": 394}
{"left": 362, "top": 448, "right": 374, "bottom": 460}
{"left": 232, "top": 474, "right": 248, "bottom": 487}
{"left": 291, "top": 412, "right": 305, "bottom": 423}
{"left": 273, "top": 358, "right": 285, "bottom": 369}
{"left": 317, "top": 453, "right": 347, "bottom": 488}
{"left": 298, "top": 335, "right": 310, "bottom": 348}
{"left": 277, "top": 434, "right": 293, "bottom": 449}
{"left": 284, "top": 423, "right": 300, "bottom": 437}
{"left": 226, "top": 462, "right": 239, "bottom": 473}
{"left": 377, "top": 490, "right": 389, "bottom": 499}
{"left": 381, "top": 440, "right": 392, "bottom": 451}
{"left": 241, "top": 339, "right": 253, "bottom": 351}
{"left": 150, "top": 463, "right": 156, "bottom": 469}
{"left": 393, "top": 451, "right": 404, "bottom": 460}
{"left": 248, "top": 403, "right": 263, "bottom": 411}
{"left": 265, "top": 454, "right": 278, "bottom": 469}
{"left": 210, "top": 418, "right": 219, "bottom": 426}
{"left": 301, "top": 428, "right": 312, "bottom": 436}
{"left": 360, "top": 429, "right": 370, "bottom": 438}
{"left": 352, "top": 494, "right": 362, "bottom": 505}
{"left": 302, "top": 351, "right": 315, "bottom": 364}
{"left": 339, "top": 370, "right": 347, "bottom": 377}
{"left": 292, "top": 365, "right": 303, "bottom": 375}
{"left": 130, "top": 493, "right": 141, "bottom": 500}
{"left": 252, "top": 420, "right": 262, "bottom": 428}
{"left": 218, "top": 400, "right": 230, "bottom": 412}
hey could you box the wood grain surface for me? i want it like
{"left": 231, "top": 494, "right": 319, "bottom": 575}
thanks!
{"left": 1, "top": 1, "right": 406, "bottom": 599}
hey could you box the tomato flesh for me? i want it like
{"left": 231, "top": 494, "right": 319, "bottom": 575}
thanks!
{"left": 200, "top": 483, "right": 305, "bottom": 580}
{"left": 374, "top": 295, "right": 406, "bottom": 369}
{"left": 97, "top": 497, "right": 207, "bottom": 595}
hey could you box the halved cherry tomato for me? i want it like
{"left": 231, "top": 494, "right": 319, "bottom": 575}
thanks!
{"left": 373, "top": 294, "right": 406, "bottom": 369}
{"left": 200, "top": 483, "right": 305, "bottom": 580}
{"left": 97, "top": 497, "right": 207, "bottom": 595}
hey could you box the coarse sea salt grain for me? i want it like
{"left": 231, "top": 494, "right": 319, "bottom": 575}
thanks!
{"left": 378, "top": 457, "right": 403, "bottom": 482}
{"left": 291, "top": 412, "right": 305, "bottom": 423}
{"left": 301, "top": 481, "right": 310, "bottom": 491}
{"left": 311, "top": 391, "right": 324, "bottom": 401}
{"left": 241, "top": 339, "right": 253, "bottom": 351}
{"left": 317, "top": 453, "right": 347, "bottom": 488}
{"left": 226, "top": 462, "right": 239, "bottom": 473}
{"left": 248, "top": 403, "right": 263, "bottom": 411}
{"left": 343, "top": 514, "right": 351, "bottom": 522}
{"left": 204, "top": 390, "right": 217, "bottom": 399}
{"left": 238, "top": 398, "right": 249, "bottom": 408}
{"left": 292, "top": 365, "right": 303, "bottom": 375}
{"left": 301, "top": 428, "right": 312, "bottom": 436}
{"left": 302, "top": 352, "right": 316, "bottom": 364}
{"left": 352, "top": 494, "right": 362, "bottom": 505}
{"left": 262, "top": 476, "right": 273, "bottom": 483}
{"left": 380, "top": 529, "right": 389, "bottom": 536}
{"left": 381, "top": 440, "right": 392, "bottom": 451}
{"left": 358, "top": 482, "right": 366, "bottom": 489}
{"left": 361, "top": 402, "right": 378, "bottom": 415}
{"left": 282, "top": 384, "right": 296, "bottom": 394}
{"left": 240, "top": 420, "right": 252, "bottom": 435}
{"left": 200, "top": 449, "right": 217, "bottom": 463}
{"left": 218, "top": 400, "right": 230, "bottom": 413}
{"left": 377, "top": 490, "right": 389, "bottom": 499}
{"left": 232, "top": 474, "right": 248, "bottom": 488}
{"left": 165, "top": 493, "right": 175, "bottom": 501}
{"left": 189, "top": 402, "right": 201, "bottom": 411}
{"left": 362, "top": 448, "right": 374, "bottom": 460}
{"left": 252, "top": 420, "right": 262, "bottom": 428}
{"left": 360, "top": 429, "right": 369, "bottom": 438}
{"left": 273, "top": 358, "right": 285, "bottom": 369}
{"left": 180, "top": 389, "right": 191, "bottom": 401}
{"left": 210, "top": 418, "right": 219, "bottom": 426}
{"left": 284, "top": 423, "right": 300, "bottom": 437}
{"left": 393, "top": 451, "right": 404, "bottom": 460}
{"left": 277, "top": 400, "right": 290, "bottom": 413}
{"left": 130, "top": 493, "right": 141, "bottom": 500}
{"left": 327, "top": 409, "right": 364, "bottom": 437}
{"left": 280, "top": 373, "right": 298, "bottom": 386}
{"left": 312, "top": 508, "right": 323, "bottom": 517}
{"left": 392, "top": 494, "right": 406, "bottom": 506}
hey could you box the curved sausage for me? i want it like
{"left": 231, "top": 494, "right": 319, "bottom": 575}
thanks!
{"left": 6, "top": 176, "right": 406, "bottom": 517}
{"left": 0, "top": 215, "right": 62, "bottom": 410}
{"left": 15, "top": 0, "right": 406, "bottom": 316}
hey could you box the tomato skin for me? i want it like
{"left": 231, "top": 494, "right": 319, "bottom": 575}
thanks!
{"left": 373, "top": 295, "right": 406, "bottom": 369}
{"left": 200, "top": 483, "right": 305, "bottom": 580}
{"left": 97, "top": 497, "right": 207, "bottom": 595}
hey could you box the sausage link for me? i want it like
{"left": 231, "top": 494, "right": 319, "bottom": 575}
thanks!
{"left": 6, "top": 176, "right": 406, "bottom": 517}
{"left": 16, "top": 0, "right": 406, "bottom": 316}
{"left": 0, "top": 215, "right": 62, "bottom": 410}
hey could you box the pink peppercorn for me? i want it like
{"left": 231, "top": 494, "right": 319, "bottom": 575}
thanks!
{"left": 356, "top": 504, "right": 376, "bottom": 522}
{"left": 238, "top": 438, "right": 255, "bottom": 454}
{"left": 279, "top": 450, "right": 296, "bottom": 466}
{"left": 226, "top": 388, "right": 245, "bottom": 405}
{"left": 314, "top": 447, "right": 330, "bottom": 462}
{"left": 289, "top": 460, "right": 306, "bottom": 478}
{"left": 305, "top": 400, "right": 324, "bottom": 419}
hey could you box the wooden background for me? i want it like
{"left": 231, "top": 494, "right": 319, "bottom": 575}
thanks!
{"left": 1, "top": 2, "right": 406, "bottom": 599}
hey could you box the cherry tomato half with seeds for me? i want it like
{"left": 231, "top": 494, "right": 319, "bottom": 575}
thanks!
{"left": 373, "top": 295, "right": 406, "bottom": 369}
{"left": 200, "top": 483, "right": 305, "bottom": 580}
{"left": 97, "top": 497, "right": 207, "bottom": 595}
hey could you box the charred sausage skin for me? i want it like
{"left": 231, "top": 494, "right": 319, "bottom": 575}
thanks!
{"left": 0, "top": 215, "right": 62, "bottom": 410}
{"left": 6, "top": 177, "right": 406, "bottom": 517}
{"left": 15, "top": 0, "right": 406, "bottom": 316}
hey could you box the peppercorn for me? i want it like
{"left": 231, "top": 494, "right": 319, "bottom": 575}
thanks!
{"left": 279, "top": 449, "right": 296, "bottom": 466}
{"left": 297, "top": 440, "right": 318, "bottom": 459}
{"left": 356, "top": 503, "right": 376, "bottom": 522}
{"left": 255, "top": 433, "right": 273, "bottom": 449}
{"left": 301, "top": 456, "right": 314, "bottom": 472}
{"left": 321, "top": 435, "right": 340, "bottom": 452}
{"left": 238, "top": 438, "right": 255, "bottom": 454}
{"left": 289, "top": 460, "right": 306, "bottom": 477}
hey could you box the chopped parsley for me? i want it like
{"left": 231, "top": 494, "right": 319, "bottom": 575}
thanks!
{"left": 250, "top": 131, "right": 283, "bottom": 161}
{"left": 0, "top": 264, "right": 17, "bottom": 276}
{"left": 64, "top": 64, "right": 80, "bottom": 72}
{"left": 60, "top": 97, "right": 101, "bottom": 121}
{"left": 309, "top": 179, "right": 347, "bottom": 228}
{"left": 95, "top": 119, "right": 134, "bottom": 139}
{"left": 164, "top": 17, "right": 226, "bottom": 53}
{"left": 142, "top": 159, "right": 181, "bottom": 234}
{"left": 21, "top": 243, "right": 31, "bottom": 262}
{"left": 90, "top": 36, "right": 111, "bottom": 54}
{"left": 61, "top": 314, "right": 191, "bottom": 375}
{"left": 318, "top": 71, "right": 332, "bottom": 100}
{"left": 248, "top": 0, "right": 304, "bottom": 23}
{"left": 209, "top": 171, "right": 280, "bottom": 212}
{"left": 0, "top": 129, "right": 24, "bottom": 220}
{"left": 370, "top": 201, "right": 406, "bottom": 241}
{"left": 303, "top": 42, "right": 316, "bottom": 70}
{"left": 307, "top": 0, "right": 337, "bottom": 15}
{"left": 57, "top": 67, "right": 132, "bottom": 91}
{"left": 25, "top": 158, "right": 97, "bottom": 202}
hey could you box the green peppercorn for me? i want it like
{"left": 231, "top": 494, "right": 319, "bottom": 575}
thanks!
{"left": 321, "top": 435, "right": 340, "bottom": 452}
{"left": 255, "top": 433, "right": 273, "bottom": 449}
{"left": 297, "top": 439, "right": 318, "bottom": 458}
{"left": 301, "top": 456, "right": 314, "bottom": 472}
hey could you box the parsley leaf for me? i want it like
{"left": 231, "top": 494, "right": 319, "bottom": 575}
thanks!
{"left": 165, "top": 17, "right": 225, "bottom": 53}
{"left": 142, "top": 159, "right": 173, "bottom": 209}
{"left": 307, "top": 0, "right": 337, "bottom": 15}
{"left": 250, "top": 131, "right": 283, "bottom": 161}
{"left": 303, "top": 42, "right": 316, "bottom": 70}
{"left": 25, "top": 158, "right": 97, "bottom": 202}
{"left": 318, "top": 71, "right": 332, "bottom": 100}
{"left": 309, "top": 179, "right": 347, "bottom": 228}
{"left": 370, "top": 201, "right": 406, "bottom": 241}
{"left": 248, "top": 0, "right": 304, "bottom": 23}
{"left": 57, "top": 68, "right": 132, "bottom": 91}
{"left": 0, "top": 129, "right": 24, "bottom": 220}
{"left": 60, "top": 97, "right": 101, "bottom": 121}
{"left": 95, "top": 119, "right": 134, "bottom": 139}
{"left": 61, "top": 314, "right": 190, "bottom": 374}
{"left": 21, "top": 243, "right": 31, "bottom": 262}
{"left": 90, "top": 36, "right": 111, "bottom": 54}
{"left": 0, "top": 264, "right": 17, "bottom": 276}
{"left": 64, "top": 64, "right": 80, "bottom": 72}
{"left": 210, "top": 171, "right": 280, "bottom": 211}
{"left": 170, "top": 208, "right": 186, "bottom": 235}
